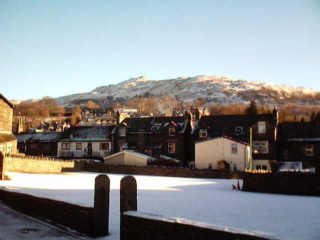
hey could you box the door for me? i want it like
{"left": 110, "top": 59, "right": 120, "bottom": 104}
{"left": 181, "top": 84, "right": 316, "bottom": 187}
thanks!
{"left": 88, "top": 142, "right": 92, "bottom": 157}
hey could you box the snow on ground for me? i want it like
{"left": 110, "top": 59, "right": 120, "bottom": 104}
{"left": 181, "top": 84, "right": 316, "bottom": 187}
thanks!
{"left": 1, "top": 172, "right": 320, "bottom": 240}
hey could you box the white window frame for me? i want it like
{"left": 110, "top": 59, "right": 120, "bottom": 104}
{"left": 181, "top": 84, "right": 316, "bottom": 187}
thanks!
{"left": 258, "top": 121, "right": 266, "bottom": 134}
{"left": 100, "top": 142, "right": 111, "bottom": 152}
{"left": 119, "top": 127, "right": 126, "bottom": 137}
{"left": 199, "top": 129, "right": 207, "bottom": 138}
{"left": 168, "top": 143, "right": 176, "bottom": 154}
{"left": 76, "top": 143, "right": 82, "bottom": 151}
{"left": 169, "top": 127, "right": 176, "bottom": 136}
{"left": 231, "top": 143, "right": 238, "bottom": 154}
{"left": 235, "top": 126, "right": 243, "bottom": 136}
{"left": 305, "top": 145, "right": 314, "bottom": 157}
{"left": 61, "top": 142, "right": 71, "bottom": 151}
{"left": 252, "top": 141, "right": 269, "bottom": 154}
{"left": 7, "top": 143, "right": 12, "bottom": 153}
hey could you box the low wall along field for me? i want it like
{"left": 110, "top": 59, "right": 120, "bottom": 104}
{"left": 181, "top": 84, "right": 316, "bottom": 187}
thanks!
{"left": 4, "top": 155, "right": 74, "bottom": 174}
{"left": 82, "top": 162, "right": 237, "bottom": 179}
{"left": 243, "top": 172, "right": 320, "bottom": 196}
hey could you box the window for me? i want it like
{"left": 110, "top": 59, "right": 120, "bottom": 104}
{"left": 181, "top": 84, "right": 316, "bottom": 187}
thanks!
{"left": 169, "top": 127, "right": 176, "bottom": 136}
{"left": 252, "top": 141, "right": 269, "bottom": 154}
{"left": 305, "top": 145, "right": 314, "bottom": 157}
{"left": 119, "top": 127, "right": 126, "bottom": 137}
{"left": 0, "top": 145, "right": 3, "bottom": 153}
{"left": 7, "top": 144, "right": 12, "bottom": 153}
{"left": 100, "top": 142, "right": 111, "bottom": 152}
{"left": 61, "top": 143, "right": 71, "bottom": 151}
{"left": 199, "top": 129, "right": 207, "bottom": 138}
{"left": 235, "top": 126, "right": 243, "bottom": 136}
{"left": 76, "top": 143, "right": 82, "bottom": 151}
{"left": 258, "top": 121, "right": 266, "bottom": 134}
{"left": 168, "top": 143, "right": 176, "bottom": 154}
{"left": 231, "top": 143, "right": 238, "bottom": 154}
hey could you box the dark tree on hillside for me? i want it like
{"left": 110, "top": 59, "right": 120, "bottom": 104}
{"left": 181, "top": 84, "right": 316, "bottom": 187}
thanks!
{"left": 245, "top": 100, "right": 258, "bottom": 115}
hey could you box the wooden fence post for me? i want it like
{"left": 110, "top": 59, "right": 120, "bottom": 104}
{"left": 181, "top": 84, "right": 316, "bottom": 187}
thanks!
{"left": 120, "top": 175, "right": 137, "bottom": 240}
{"left": 93, "top": 174, "right": 110, "bottom": 237}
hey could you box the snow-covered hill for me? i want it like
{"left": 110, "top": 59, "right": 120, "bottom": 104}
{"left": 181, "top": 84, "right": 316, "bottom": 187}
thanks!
{"left": 56, "top": 75, "right": 320, "bottom": 107}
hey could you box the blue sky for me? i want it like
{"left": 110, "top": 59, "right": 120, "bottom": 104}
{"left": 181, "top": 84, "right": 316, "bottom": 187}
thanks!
{"left": 1, "top": 0, "right": 319, "bottom": 100}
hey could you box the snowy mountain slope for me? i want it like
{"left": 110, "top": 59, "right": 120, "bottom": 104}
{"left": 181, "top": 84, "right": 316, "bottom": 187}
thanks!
{"left": 56, "top": 75, "right": 320, "bottom": 106}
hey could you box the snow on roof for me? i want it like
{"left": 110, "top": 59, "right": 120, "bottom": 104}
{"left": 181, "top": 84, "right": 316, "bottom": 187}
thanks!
{"left": 159, "top": 154, "right": 180, "bottom": 163}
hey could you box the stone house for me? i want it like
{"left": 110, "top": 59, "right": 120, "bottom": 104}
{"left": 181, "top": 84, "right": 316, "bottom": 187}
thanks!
{"left": 195, "top": 136, "right": 249, "bottom": 171}
{"left": 0, "top": 94, "right": 17, "bottom": 155}
{"left": 16, "top": 132, "right": 63, "bottom": 156}
{"left": 122, "top": 116, "right": 192, "bottom": 166}
{"left": 57, "top": 126, "right": 114, "bottom": 159}
{"left": 195, "top": 109, "right": 279, "bottom": 170}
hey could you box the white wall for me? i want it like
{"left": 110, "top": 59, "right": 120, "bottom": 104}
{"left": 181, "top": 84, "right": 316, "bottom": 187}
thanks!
{"left": 57, "top": 141, "right": 112, "bottom": 158}
{"left": 195, "top": 138, "right": 248, "bottom": 171}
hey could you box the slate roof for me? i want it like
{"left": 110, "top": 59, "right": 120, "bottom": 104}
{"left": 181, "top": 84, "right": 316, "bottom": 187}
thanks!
{"left": 0, "top": 133, "right": 16, "bottom": 144}
{"left": 198, "top": 114, "right": 275, "bottom": 130}
{"left": 15, "top": 132, "right": 63, "bottom": 143}
{"left": 123, "top": 116, "right": 189, "bottom": 134}
{"left": 0, "top": 94, "right": 14, "bottom": 108}
{"left": 60, "top": 126, "right": 114, "bottom": 142}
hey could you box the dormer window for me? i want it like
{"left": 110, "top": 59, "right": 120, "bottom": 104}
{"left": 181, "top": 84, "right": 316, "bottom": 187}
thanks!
{"left": 305, "top": 145, "right": 314, "bottom": 157}
{"left": 199, "top": 129, "right": 207, "bottom": 138}
{"left": 258, "top": 121, "right": 266, "bottom": 134}
{"left": 235, "top": 126, "right": 244, "bottom": 136}
{"left": 169, "top": 127, "right": 176, "bottom": 136}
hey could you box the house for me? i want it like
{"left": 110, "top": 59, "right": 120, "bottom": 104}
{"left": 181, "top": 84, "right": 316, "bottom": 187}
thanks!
{"left": 104, "top": 150, "right": 151, "bottom": 166}
{"left": 195, "top": 136, "right": 249, "bottom": 171}
{"left": 122, "top": 116, "right": 192, "bottom": 166}
{"left": 0, "top": 94, "right": 17, "bottom": 155}
{"left": 196, "top": 109, "right": 278, "bottom": 170}
{"left": 277, "top": 121, "right": 320, "bottom": 173}
{"left": 57, "top": 126, "right": 114, "bottom": 159}
{"left": 15, "top": 132, "right": 63, "bottom": 156}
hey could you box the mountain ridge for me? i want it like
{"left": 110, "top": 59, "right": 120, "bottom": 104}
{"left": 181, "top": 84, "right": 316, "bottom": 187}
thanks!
{"left": 55, "top": 75, "right": 320, "bottom": 107}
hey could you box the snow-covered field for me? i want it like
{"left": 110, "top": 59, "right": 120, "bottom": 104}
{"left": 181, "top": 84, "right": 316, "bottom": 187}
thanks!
{"left": 0, "top": 172, "right": 320, "bottom": 240}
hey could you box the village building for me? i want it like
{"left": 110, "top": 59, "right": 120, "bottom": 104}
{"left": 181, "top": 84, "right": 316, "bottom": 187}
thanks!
{"left": 277, "top": 121, "right": 320, "bottom": 173}
{"left": 195, "top": 136, "right": 249, "bottom": 171}
{"left": 0, "top": 94, "right": 17, "bottom": 155}
{"left": 15, "top": 132, "right": 63, "bottom": 157}
{"left": 196, "top": 109, "right": 278, "bottom": 170}
{"left": 122, "top": 116, "right": 192, "bottom": 166}
{"left": 57, "top": 126, "right": 114, "bottom": 159}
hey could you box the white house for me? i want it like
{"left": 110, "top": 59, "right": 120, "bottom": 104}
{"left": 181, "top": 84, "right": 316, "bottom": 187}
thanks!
{"left": 104, "top": 150, "right": 150, "bottom": 166}
{"left": 57, "top": 126, "right": 114, "bottom": 159}
{"left": 195, "top": 136, "right": 249, "bottom": 171}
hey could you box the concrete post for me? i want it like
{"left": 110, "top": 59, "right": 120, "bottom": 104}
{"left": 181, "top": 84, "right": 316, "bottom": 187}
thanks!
{"left": 0, "top": 152, "right": 4, "bottom": 180}
{"left": 93, "top": 174, "right": 110, "bottom": 237}
{"left": 120, "top": 175, "right": 137, "bottom": 240}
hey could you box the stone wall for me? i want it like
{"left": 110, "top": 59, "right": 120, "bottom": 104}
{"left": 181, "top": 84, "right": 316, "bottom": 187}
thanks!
{"left": 243, "top": 173, "right": 320, "bottom": 196}
{"left": 0, "top": 97, "right": 13, "bottom": 133}
{"left": 0, "top": 188, "right": 94, "bottom": 236}
{"left": 82, "top": 163, "right": 236, "bottom": 179}
{"left": 4, "top": 155, "right": 74, "bottom": 174}
{"left": 122, "top": 211, "right": 279, "bottom": 240}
